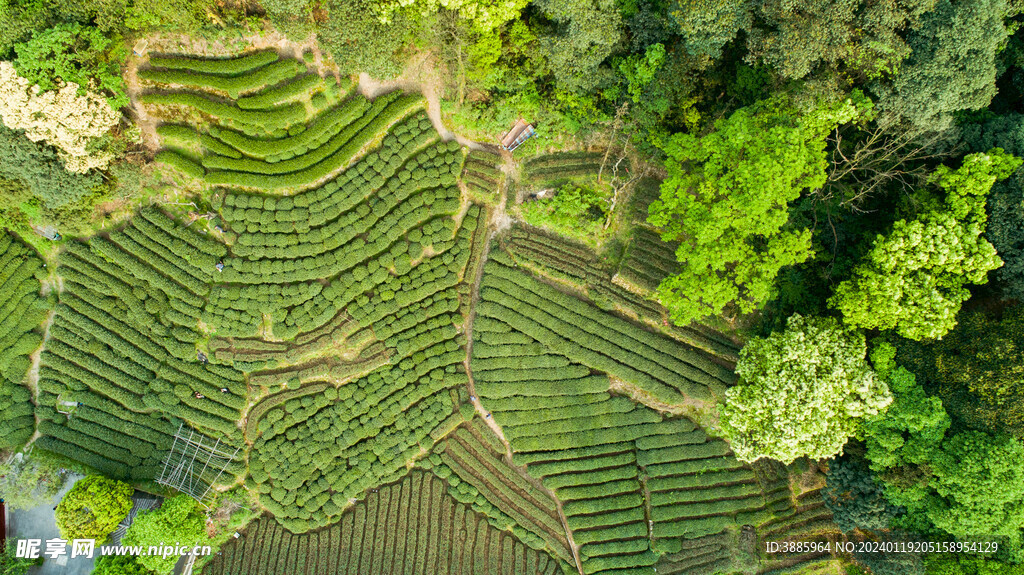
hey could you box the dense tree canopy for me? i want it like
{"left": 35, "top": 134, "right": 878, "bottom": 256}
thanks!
{"left": 874, "top": 0, "right": 1010, "bottom": 132}
{"left": 55, "top": 475, "right": 133, "bottom": 542}
{"left": 668, "top": 0, "right": 751, "bottom": 62}
{"left": 0, "top": 455, "right": 66, "bottom": 511}
{"left": 318, "top": 0, "right": 417, "bottom": 79}
{"left": 11, "top": 22, "right": 128, "bottom": 110}
{"left": 719, "top": 314, "right": 892, "bottom": 464}
{"left": 822, "top": 455, "right": 899, "bottom": 533}
{"left": 649, "top": 94, "right": 868, "bottom": 325}
{"left": 861, "top": 342, "right": 950, "bottom": 473}
{"left": 379, "top": 0, "right": 529, "bottom": 31}
{"left": 959, "top": 113, "right": 1024, "bottom": 301}
{"left": 533, "top": 0, "right": 623, "bottom": 93}
{"left": 924, "top": 431, "right": 1024, "bottom": 557}
{"left": 746, "top": 0, "right": 936, "bottom": 82}
{"left": 0, "top": 62, "right": 122, "bottom": 173}
{"left": 928, "top": 307, "right": 1024, "bottom": 438}
{"left": 830, "top": 149, "right": 1020, "bottom": 340}
{"left": 0, "top": 125, "right": 104, "bottom": 211}
{"left": 123, "top": 495, "right": 206, "bottom": 574}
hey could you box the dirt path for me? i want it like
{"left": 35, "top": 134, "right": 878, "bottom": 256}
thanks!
{"left": 355, "top": 52, "right": 488, "bottom": 151}
{"left": 127, "top": 32, "right": 492, "bottom": 160}
{"left": 24, "top": 309, "right": 56, "bottom": 446}
{"left": 461, "top": 201, "right": 584, "bottom": 575}
{"left": 609, "top": 376, "right": 720, "bottom": 433}
{"left": 124, "top": 52, "right": 160, "bottom": 154}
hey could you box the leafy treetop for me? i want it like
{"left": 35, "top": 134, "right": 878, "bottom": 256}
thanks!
{"left": 377, "top": 0, "right": 529, "bottom": 32}
{"left": 12, "top": 22, "right": 128, "bottom": 111}
{"left": 874, "top": 0, "right": 1010, "bottom": 132}
{"left": 830, "top": 149, "right": 1021, "bottom": 340}
{"left": 122, "top": 494, "right": 206, "bottom": 574}
{"left": 927, "top": 307, "right": 1024, "bottom": 438}
{"left": 860, "top": 342, "right": 951, "bottom": 473}
{"left": 924, "top": 430, "right": 1024, "bottom": 559}
{"left": 719, "top": 313, "right": 892, "bottom": 464}
{"left": 55, "top": 475, "right": 133, "bottom": 542}
{"left": 648, "top": 92, "right": 870, "bottom": 326}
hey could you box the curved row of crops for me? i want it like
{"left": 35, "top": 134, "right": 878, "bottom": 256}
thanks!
{"left": 203, "top": 471, "right": 562, "bottom": 575}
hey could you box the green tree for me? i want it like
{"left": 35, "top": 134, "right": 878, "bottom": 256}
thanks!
{"left": 929, "top": 307, "right": 1024, "bottom": 438}
{"left": 861, "top": 342, "right": 951, "bottom": 473}
{"left": 648, "top": 93, "right": 869, "bottom": 325}
{"left": 533, "top": 0, "right": 623, "bottom": 93}
{"left": 668, "top": 0, "right": 752, "bottom": 62}
{"left": 924, "top": 431, "right": 1024, "bottom": 558}
{"left": 0, "top": 125, "right": 104, "bottom": 211}
{"left": 122, "top": 495, "right": 205, "bottom": 574}
{"left": 122, "top": 0, "right": 217, "bottom": 34}
{"left": 617, "top": 42, "right": 665, "bottom": 103}
{"left": 520, "top": 183, "right": 608, "bottom": 246}
{"left": 12, "top": 22, "right": 128, "bottom": 110}
{"left": 55, "top": 475, "right": 133, "bottom": 542}
{"left": 719, "top": 314, "right": 892, "bottom": 464}
{"left": 746, "top": 0, "right": 936, "bottom": 82}
{"left": 0, "top": 542, "right": 42, "bottom": 575}
{"left": 377, "top": 0, "right": 528, "bottom": 32}
{"left": 875, "top": 0, "right": 1011, "bottom": 132}
{"left": 822, "top": 455, "right": 899, "bottom": 533}
{"left": 0, "top": 455, "right": 67, "bottom": 511}
{"left": 830, "top": 149, "right": 1020, "bottom": 340}
{"left": 958, "top": 113, "right": 1024, "bottom": 301}
{"left": 318, "top": 0, "right": 416, "bottom": 79}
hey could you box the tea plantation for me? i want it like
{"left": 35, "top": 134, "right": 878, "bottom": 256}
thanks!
{"left": 5, "top": 49, "right": 844, "bottom": 575}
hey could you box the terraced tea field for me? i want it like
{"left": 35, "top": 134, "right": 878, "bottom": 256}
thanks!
{"left": 0, "top": 233, "right": 50, "bottom": 450}
{"left": 5, "top": 48, "right": 842, "bottom": 575}
{"left": 204, "top": 471, "right": 564, "bottom": 575}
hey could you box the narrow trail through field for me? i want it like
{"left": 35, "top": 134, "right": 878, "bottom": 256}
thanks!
{"left": 461, "top": 194, "right": 584, "bottom": 574}
{"left": 357, "top": 54, "right": 487, "bottom": 152}
{"left": 25, "top": 309, "right": 56, "bottom": 445}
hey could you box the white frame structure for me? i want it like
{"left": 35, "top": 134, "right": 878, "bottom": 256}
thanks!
{"left": 156, "top": 423, "right": 240, "bottom": 508}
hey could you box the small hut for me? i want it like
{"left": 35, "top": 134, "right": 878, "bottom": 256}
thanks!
{"left": 132, "top": 39, "right": 149, "bottom": 57}
{"left": 500, "top": 119, "right": 536, "bottom": 153}
{"left": 35, "top": 225, "right": 61, "bottom": 241}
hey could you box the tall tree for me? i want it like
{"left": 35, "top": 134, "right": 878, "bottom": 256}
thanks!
{"left": 928, "top": 306, "right": 1024, "bottom": 438}
{"left": 377, "top": 0, "right": 529, "bottom": 32}
{"left": 874, "top": 0, "right": 1011, "bottom": 132}
{"left": 648, "top": 93, "right": 869, "bottom": 325}
{"left": 746, "top": 0, "right": 937, "bottom": 82}
{"left": 860, "top": 342, "right": 950, "bottom": 484}
{"left": 55, "top": 475, "right": 133, "bottom": 543}
{"left": 958, "top": 113, "right": 1024, "bottom": 300}
{"left": 830, "top": 149, "right": 1020, "bottom": 340}
{"left": 924, "top": 431, "right": 1024, "bottom": 558}
{"left": 668, "top": 0, "right": 751, "bottom": 63}
{"left": 0, "top": 125, "right": 104, "bottom": 211}
{"left": 122, "top": 495, "right": 205, "bottom": 574}
{"left": 318, "top": 0, "right": 417, "bottom": 79}
{"left": 822, "top": 455, "right": 900, "bottom": 533}
{"left": 719, "top": 314, "right": 892, "bottom": 464}
{"left": 533, "top": 0, "right": 623, "bottom": 93}
{"left": 12, "top": 22, "right": 128, "bottom": 110}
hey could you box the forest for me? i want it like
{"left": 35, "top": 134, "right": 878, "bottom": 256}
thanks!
{"left": 0, "top": 0, "right": 1022, "bottom": 574}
